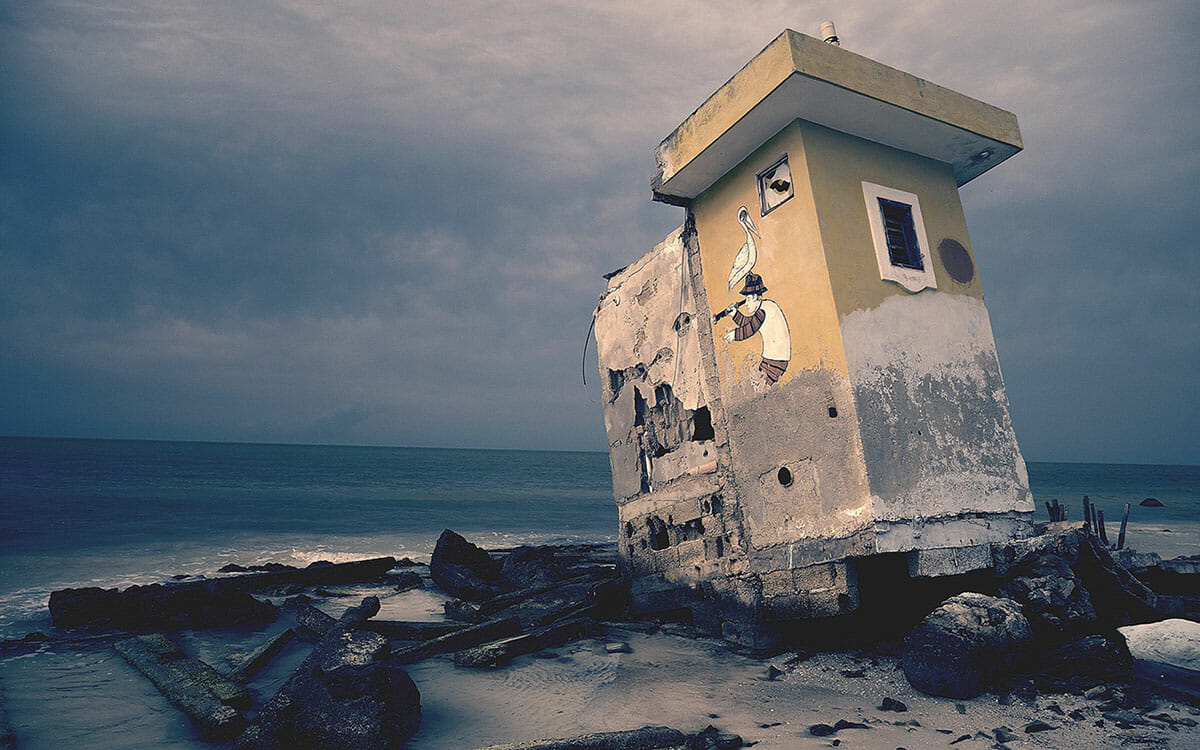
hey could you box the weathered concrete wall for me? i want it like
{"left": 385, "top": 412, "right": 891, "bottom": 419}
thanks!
{"left": 594, "top": 227, "right": 745, "bottom": 611}
{"left": 800, "top": 121, "right": 1033, "bottom": 560}
{"left": 689, "top": 121, "right": 876, "bottom": 568}
{"left": 840, "top": 292, "right": 1034, "bottom": 551}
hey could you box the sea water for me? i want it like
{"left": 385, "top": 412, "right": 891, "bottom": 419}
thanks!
{"left": 0, "top": 437, "right": 1196, "bottom": 747}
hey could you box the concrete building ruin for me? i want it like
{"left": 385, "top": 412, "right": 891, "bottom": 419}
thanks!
{"left": 594, "top": 28, "right": 1035, "bottom": 650}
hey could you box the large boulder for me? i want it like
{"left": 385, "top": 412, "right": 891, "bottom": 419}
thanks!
{"left": 235, "top": 597, "right": 420, "bottom": 749}
{"left": 429, "top": 530, "right": 502, "bottom": 601}
{"left": 902, "top": 593, "right": 1033, "bottom": 699}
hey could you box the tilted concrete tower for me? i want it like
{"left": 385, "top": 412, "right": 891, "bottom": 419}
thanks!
{"left": 595, "top": 30, "right": 1033, "bottom": 650}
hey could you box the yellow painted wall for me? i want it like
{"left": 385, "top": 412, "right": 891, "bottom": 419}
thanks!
{"left": 799, "top": 121, "right": 984, "bottom": 315}
{"left": 691, "top": 120, "right": 848, "bottom": 394}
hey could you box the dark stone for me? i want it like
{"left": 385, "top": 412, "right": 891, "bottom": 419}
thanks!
{"left": 500, "top": 545, "right": 564, "bottom": 590}
{"left": 902, "top": 593, "right": 1032, "bottom": 699}
{"left": 832, "top": 719, "right": 866, "bottom": 731}
{"left": 390, "top": 570, "right": 422, "bottom": 592}
{"left": 840, "top": 669, "right": 865, "bottom": 678}
{"left": 444, "top": 599, "right": 484, "bottom": 623}
{"left": 1140, "top": 498, "right": 1164, "bottom": 507}
{"left": 234, "top": 597, "right": 420, "bottom": 749}
{"left": 999, "top": 573, "right": 1097, "bottom": 645}
{"left": 993, "top": 726, "right": 1018, "bottom": 743}
{"left": 689, "top": 724, "right": 742, "bottom": 750}
{"left": 429, "top": 530, "right": 502, "bottom": 601}
{"left": 1030, "top": 633, "right": 1133, "bottom": 692}
{"left": 879, "top": 697, "right": 908, "bottom": 712}
{"left": 1024, "top": 720, "right": 1055, "bottom": 733}
{"left": 808, "top": 724, "right": 836, "bottom": 737}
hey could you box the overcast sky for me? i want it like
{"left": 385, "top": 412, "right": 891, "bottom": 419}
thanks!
{"left": 2, "top": 1, "right": 1197, "bottom": 464}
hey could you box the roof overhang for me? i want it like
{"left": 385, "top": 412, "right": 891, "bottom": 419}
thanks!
{"left": 652, "top": 30, "right": 1023, "bottom": 204}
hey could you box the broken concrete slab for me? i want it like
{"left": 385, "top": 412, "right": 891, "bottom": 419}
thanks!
{"left": 292, "top": 601, "right": 337, "bottom": 638}
{"left": 235, "top": 596, "right": 421, "bottom": 749}
{"left": 50, "top": 582, "right": 277, "bottom": 632}
{"left": 226, "top": 628, "right": 295, "bottom": 685}
{"left": 358, "top": 619, "right": 468, "bottom": 642}
{"left": 49, "top": 557, "right": 400, "bottom": 632}
{"left": 114, "top": 633, "right": 248, "bottom": 740}
{"left": 453, "top": 617, "right": 594, "bottom": 669}
{"left": 472, "top": 725, "right": 689, "bottom": 749}
{"left": 392, "top": 616, "right": 523, "bottom": 665}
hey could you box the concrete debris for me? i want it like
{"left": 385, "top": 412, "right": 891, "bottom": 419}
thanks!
{"left": 49, "top": 556, "right": 398, "bottom": 631}
{"left": 234, "top": 596, "right": 421, "bottom": 749}
{"left": 114, "top": 633, "right": 249, "bottom": 740}
{"left": 226, "top": 628, "right": 296, "bottom": 685}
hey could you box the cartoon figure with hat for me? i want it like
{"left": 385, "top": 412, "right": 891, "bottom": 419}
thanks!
{"left": 717, "top": 206, "right": 791, "bottom": 384}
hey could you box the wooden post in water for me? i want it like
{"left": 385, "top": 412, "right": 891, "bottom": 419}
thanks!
{"left": 1118, "top": 503, "right": 1131, "bottom": 550}
{"left": 1082, "top": 496, "right": 1092, "bottom": 532}
{"left": 1097, "top": 509, "right": 1109, "bottom": 545}
{"left": 1045, "top": 501, "right": 1054, "bottom": 521}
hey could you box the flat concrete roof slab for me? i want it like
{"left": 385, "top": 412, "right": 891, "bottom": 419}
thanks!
{"left": 653, "top": 30, "right": 1022, "bottom": 201}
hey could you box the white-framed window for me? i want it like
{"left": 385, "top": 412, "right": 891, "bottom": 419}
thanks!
{"left": 757, "top": 154, "right": 793, "bottom": 216}
{"left": 861, "top": 181, "right": 937, "bottom": 293}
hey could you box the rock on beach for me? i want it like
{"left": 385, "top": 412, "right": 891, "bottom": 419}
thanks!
{"left": 902, "top": 592, "right": 1032, "bottom": 699}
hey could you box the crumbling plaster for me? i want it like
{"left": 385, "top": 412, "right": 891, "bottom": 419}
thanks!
{"left": 841, "top": 292, "right": 1034, "bottom": 537}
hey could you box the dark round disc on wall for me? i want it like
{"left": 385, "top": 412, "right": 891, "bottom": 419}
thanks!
{"left": 938, "top": 238, "right": 975, "bottom": 284}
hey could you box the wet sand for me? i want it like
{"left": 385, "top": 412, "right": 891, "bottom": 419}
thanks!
{"left": 405, "top": 625, "right": 1200, "bottom": 749}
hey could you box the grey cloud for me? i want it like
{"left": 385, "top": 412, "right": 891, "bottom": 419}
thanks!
{"left": 1, "top": 1, "right": 1197, "bottom": 462}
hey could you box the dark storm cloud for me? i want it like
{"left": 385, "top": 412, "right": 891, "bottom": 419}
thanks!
{"left": 1, "top": 1, "right": 1197, "bottom": 462}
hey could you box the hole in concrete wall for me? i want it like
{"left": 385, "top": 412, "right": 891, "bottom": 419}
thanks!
{"left": 624, "top": 521, "right": 634, "bottom": 538}
{"left": 701, "top": 498, "right": 710, "bottom": 513}
{"left": 828, "top": 406, "right": 838, "bottom": 418}
{"left": 715, "top": 536, "right": 724, "bottom": 557}
{"left": 777, "top": 467, "right": 793, "bottom": 487}
{"left": 633, "top": 388, "right": 646, "bottom": 426}
{"left": 710, "top": 494, "right": 723, "bottom": 514}
{"left": 608, "top": 369, "right": 625, "bottom": 398}
{"left": 647, "top": 516, "right": 670, "bottom": 551}
{"left": 674, "top": 517, "right": 705, "bottom": 544}
{"left": 690, "top": 406, "right": 715, "bottom": 441}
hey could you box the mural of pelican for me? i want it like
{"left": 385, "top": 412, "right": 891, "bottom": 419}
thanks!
{"left": 727, "top": 206, "right": 761, "bottom": 290}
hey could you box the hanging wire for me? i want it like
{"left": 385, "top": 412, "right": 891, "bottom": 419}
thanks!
{"left": 581, "top": 296, "right": 601, "bottom": 388}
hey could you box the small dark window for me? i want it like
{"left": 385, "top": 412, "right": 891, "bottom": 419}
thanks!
{"left": 878, "top": 198, "right": 924, "bottom": 270}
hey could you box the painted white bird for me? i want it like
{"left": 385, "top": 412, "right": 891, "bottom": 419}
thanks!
{"left": 727, "top": 205, "right": 761, "bottom": 290}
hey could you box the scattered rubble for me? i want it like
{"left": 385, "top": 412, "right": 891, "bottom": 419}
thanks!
{"left": 24, "top": 525, "right": 1200, "bottom": 748}
{"left": 234, "top": 597, "right": 421, "bottom": 749}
